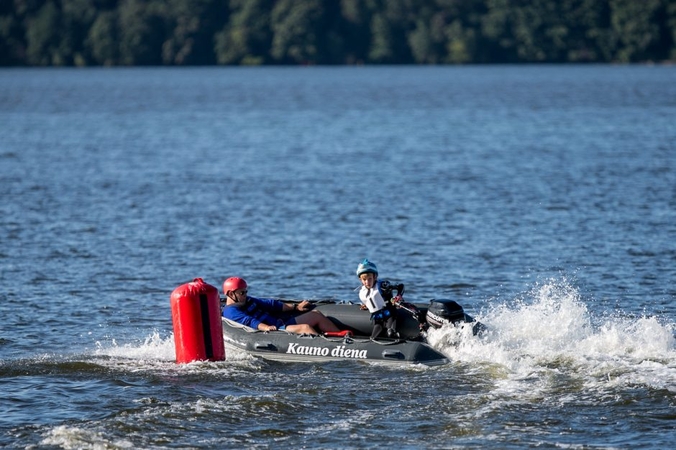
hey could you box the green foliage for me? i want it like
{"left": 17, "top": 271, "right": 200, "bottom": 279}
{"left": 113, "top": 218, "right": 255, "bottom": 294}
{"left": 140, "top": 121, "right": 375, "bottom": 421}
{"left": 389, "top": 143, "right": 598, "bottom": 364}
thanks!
{"left": 161, "top": 0, "right": 226, "bottom": 65}
{"left": 214, "top": 0, "right": 271, "bottom": 65}
{"left": 117, "top": 0, "right": 167, "bottom": 65}
{"left": 26, "top": 1, "right": 60, "bottom": 65}
{"left": 270, "top": 0, "right": 325, "bottom": 63}
{"left": 0, "top": 14, "right": 23, "bottom": 65}
{"left": 368, "top": 12, "right": 393, "bottom": 62}
{"left": 1, "top": 0, "right": 674, "bottom": 66}
{"left": 339, "top": 0, "right": 372, "bottom": 64}
{"left": 610, "top": 0, "right": 662, "bottom": 62}
{"left": 87, "top": 10, "right": 118, "bottom": 65}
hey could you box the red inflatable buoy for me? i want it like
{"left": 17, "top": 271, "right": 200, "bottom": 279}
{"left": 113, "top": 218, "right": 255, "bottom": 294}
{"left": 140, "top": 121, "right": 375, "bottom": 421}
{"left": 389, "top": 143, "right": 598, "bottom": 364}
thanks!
{"left": 170, "top": 278, "right": 225, "bottom": 363}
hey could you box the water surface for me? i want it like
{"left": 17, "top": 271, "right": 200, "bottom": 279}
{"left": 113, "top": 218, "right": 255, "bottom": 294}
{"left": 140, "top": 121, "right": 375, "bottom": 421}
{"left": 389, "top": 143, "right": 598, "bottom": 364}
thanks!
{"left": 1, "top": 65, "right": 675, "bottom": 448}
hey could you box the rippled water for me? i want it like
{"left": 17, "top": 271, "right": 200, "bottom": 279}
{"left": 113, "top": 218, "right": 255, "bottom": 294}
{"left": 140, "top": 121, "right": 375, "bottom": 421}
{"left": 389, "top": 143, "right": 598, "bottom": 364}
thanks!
{"left": 1, "top": 65, "right": 675, "bottom": 448}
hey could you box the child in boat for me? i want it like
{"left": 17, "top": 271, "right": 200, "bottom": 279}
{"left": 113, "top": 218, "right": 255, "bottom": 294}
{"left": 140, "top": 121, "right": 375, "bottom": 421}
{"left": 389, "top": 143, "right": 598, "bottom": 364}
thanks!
{"left": 356, "top": 259, "right": 405, "bottom": 339}
{"left": 221, "top": 277, "right": 343, "bottom": 335}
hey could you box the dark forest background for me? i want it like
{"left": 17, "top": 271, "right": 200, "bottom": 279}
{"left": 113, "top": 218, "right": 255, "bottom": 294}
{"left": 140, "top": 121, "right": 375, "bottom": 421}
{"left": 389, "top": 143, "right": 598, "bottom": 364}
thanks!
{"left": 1, "top": 0, "right": 675, "bottom": 66}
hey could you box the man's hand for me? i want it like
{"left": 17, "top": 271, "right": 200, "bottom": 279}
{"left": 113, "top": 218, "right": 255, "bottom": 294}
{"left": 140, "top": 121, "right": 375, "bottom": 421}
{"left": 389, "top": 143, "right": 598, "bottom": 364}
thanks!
{"left": 297, "top": 300, "right": 311, "bottom": 311}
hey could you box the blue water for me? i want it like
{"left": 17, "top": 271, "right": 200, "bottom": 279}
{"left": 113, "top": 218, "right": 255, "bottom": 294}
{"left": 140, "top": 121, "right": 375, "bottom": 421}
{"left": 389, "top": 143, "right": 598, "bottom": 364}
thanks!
{"left": 1, "top": 65, "right": 675, "bottom": 448}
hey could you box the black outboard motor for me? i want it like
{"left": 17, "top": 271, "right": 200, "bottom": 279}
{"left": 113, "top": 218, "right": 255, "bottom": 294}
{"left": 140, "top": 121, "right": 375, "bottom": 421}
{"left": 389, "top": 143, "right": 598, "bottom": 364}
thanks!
{"left": 425, "top": 299, "right": 485, "bottom": 336}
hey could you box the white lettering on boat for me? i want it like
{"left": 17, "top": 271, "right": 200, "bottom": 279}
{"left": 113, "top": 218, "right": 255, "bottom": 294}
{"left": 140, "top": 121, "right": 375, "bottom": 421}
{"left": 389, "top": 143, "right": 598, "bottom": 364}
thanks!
{"left": 287, "top": 343, "right": 367, "bottom": 359}
{"left": 286, "top": 343, "right": 330, "bottom": 356}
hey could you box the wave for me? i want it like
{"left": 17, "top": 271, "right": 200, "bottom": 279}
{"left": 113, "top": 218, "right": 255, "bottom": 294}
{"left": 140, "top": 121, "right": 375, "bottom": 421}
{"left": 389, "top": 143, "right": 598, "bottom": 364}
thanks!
{"left": 0, "top": 330, "right": 260, "bottom": 380}
{"left": 427, "top": 278, "right": 676, "bottom": 394}
{"left": 4, "top": 279, "right": 674, "bottom": 388}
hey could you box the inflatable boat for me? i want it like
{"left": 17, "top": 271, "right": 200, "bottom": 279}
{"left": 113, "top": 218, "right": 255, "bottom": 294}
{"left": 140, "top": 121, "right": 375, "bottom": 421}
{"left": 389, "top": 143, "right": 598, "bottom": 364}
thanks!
{"left": 221, "top": 298, "right": 484, "bottom": 366}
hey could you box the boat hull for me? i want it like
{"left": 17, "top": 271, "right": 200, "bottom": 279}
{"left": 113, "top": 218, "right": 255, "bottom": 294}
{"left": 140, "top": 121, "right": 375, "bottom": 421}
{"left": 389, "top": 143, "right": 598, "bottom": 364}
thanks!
{"left": 221, "top": 302, "right": 449, "bottom": 366}
{"left": 222, "top": 324, "right": 448, "bottom": 366}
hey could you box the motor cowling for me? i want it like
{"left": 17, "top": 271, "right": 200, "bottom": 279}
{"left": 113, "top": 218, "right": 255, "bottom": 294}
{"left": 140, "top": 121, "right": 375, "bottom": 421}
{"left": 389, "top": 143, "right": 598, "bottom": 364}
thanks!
{"left": 170, "top": 278, "right": 225, "bottom": 364}
{"left": 425, "top": 299, "right": 467, "bottom": 329}
{"left": 425, "top": 299, "right": 486, "bottom": 336}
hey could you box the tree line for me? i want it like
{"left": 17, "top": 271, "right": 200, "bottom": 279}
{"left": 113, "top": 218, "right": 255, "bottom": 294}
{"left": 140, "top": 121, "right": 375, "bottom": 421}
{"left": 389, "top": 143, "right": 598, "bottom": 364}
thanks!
{"left": 1, "top": 0, "right": 675, "bottom": 66}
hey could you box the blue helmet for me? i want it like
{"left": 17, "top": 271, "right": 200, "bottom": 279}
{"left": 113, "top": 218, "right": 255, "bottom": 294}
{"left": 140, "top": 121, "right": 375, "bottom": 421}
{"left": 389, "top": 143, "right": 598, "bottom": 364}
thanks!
{"left": 356, "top": 259, "right": 378, "bottom": 277}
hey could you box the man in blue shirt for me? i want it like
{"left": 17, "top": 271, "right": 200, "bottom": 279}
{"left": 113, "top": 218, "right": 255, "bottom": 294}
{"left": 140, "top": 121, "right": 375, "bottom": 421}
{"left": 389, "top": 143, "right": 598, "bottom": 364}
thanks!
{"left": 221, "top": 277, "right": 342, "bottom": 335}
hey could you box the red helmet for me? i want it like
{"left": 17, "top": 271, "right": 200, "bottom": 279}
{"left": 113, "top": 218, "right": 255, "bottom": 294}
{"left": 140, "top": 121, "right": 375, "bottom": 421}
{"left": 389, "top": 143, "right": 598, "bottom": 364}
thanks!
{"left": 223, "top": 277, "right": 248, "bottom": 294}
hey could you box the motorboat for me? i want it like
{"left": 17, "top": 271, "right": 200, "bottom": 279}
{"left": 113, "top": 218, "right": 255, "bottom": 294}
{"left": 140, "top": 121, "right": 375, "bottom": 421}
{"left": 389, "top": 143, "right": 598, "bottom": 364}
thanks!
{"left": 221, "top": 298, "right": 484, "bottom": 366}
